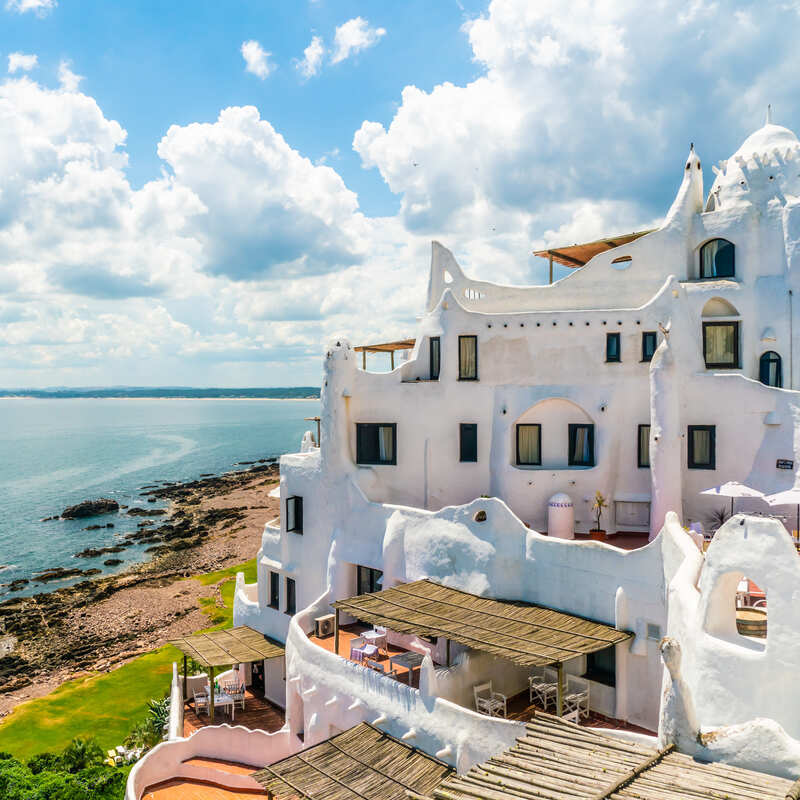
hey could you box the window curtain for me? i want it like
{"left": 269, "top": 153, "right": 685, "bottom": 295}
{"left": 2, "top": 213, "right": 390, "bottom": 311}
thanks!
{"left": 378, "top": 425, "right": 393, "bottom": 462}
{"left": 701, "top": 242, "right": 717, "bottom": 277}
{"left": 459, "top": 337, "right": 476, "bottom": 378}
{"left": 517, "top": 425, "right": 540, "bottom": 464}
{"left": 701, "top": 239, "right": 734, "bottom": 278}
{"left": 286, "top": 498, "right": 295, "bottom": 531}
{"left": 693, "top": 430, "right": 711, "bottom": 464}
{"left": 573, "top": 426, "right": 589, "bottom": 463}
{"left": 639, "top": 425, "right": 650, "bottom": 466}
{"left": 705, "top": 324, "right": 735, "bottom": 364}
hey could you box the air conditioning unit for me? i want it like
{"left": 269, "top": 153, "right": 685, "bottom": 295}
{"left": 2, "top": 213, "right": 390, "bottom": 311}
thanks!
{"left": 315, "top": 613, "right": 335, "bottom": 638}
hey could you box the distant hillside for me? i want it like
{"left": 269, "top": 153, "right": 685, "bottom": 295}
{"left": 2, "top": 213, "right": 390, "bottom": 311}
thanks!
{"left": 0, "top": 387, "right": 320, "bottom": 399}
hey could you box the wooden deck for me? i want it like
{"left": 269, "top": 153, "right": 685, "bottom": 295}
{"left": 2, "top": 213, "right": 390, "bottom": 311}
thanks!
{"left": 309, "top": 623, "right": 424, "bottom": 686}
{"left": 143, "top": 779, "right": 266, "bottom": 799}
{"left": 183, "top": 690, "right": 285, "bottom": 736}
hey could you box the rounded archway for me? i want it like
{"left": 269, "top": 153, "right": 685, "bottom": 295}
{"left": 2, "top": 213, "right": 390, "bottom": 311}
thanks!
{"left": 699, "top": 238, "right": 735, "bottom": 279}
{"left": 701, "top": 297, "right": 739, "bottom": 317}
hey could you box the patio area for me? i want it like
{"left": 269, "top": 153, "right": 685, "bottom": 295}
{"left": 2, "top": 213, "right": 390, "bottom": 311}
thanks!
{"left": 183, "top": 689, "right": 285, "bottom": 736}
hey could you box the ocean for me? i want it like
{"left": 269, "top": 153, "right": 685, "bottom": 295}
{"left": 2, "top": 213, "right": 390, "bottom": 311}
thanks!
{"left": 0, "top": 398, "right": 320, "bottom": 599}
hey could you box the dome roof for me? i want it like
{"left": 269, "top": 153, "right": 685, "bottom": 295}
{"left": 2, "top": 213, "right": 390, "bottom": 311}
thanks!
{"left": 705, "top": 115, "right": 800, "bottom": 212}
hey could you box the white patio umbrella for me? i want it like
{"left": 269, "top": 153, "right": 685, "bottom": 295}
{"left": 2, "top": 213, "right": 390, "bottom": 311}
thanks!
{"left": 700, "top": 481, "right": 765, "bottom": 516}
{"left": 765, "top": 488, "right": 800, "bottom": 541}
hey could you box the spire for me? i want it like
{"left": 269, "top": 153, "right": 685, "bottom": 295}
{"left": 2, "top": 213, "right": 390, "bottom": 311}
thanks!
{"left": 766, "top": 104, "right": 773, "bottom": 125}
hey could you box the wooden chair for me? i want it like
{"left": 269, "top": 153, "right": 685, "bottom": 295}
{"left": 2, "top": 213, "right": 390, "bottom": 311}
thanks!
{"left": 223, "top": 681, "right": 246, "bottom": 711}
{"left": 564, "top": 675, "right": 590, "bottom": 722}
{"left": 473, "top": 681, "right": 507, "bottom": 718}
{"left": 528, "top": 667, "right": 557, "bottom": 709}
{"left": 193, "top": 689, "right": 209, "bottom": 716}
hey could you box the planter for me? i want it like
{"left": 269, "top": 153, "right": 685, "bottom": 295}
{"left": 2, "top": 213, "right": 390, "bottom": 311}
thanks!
{"left": 589, "top": 529, "right": 607, "bottom": 541}
{"left": 736, "top": 607, "right": 767, "bottom": 638}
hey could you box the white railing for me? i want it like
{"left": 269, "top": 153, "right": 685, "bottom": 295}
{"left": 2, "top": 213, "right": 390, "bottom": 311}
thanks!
{"left": 126, "top": 723, "right": 298, "bottom": 800}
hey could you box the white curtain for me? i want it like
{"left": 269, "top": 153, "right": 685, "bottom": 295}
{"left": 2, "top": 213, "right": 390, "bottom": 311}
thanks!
{"left": 572, "top": 427, "right": 589, "bottom": 463}
{"left": 517, "top": 425, "right": 540, "bottom": 464}
{"left": 378, "top": 425, "right": 393, "bottom": 462}
{"left": 639, "top": 425, "right": 650, "bottom": 466}
{"left": 693, "top": 429, "right": 711, "bottom": 464}
{"left": 705, "top": 324, "right": 735, "bottom": 364}
{"left": 459, "top": 337, "right": 477, "bottom": 378}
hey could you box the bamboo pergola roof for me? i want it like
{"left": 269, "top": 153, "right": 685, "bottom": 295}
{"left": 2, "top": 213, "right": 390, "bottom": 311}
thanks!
{"left": 420, "top": 713, "right": 795, "bottom": 800}
{"left": 252, "top": 722, "right": 453, "bottom": 799}
{"left": 534, "top": 230, "right": 653, "bottom": 268}
{"left": 332, "top": 579, "right": 631, "bottom": 668}
{"left": 353, "top": 339, "right": 416, "bottom": 353}
{"left": 168, "top": 625, "right": 284, "bottom": 668}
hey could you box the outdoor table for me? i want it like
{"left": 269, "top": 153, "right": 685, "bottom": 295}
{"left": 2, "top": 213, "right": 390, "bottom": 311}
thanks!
{"left": 210, "top": 691, "right": 235, "bottom": 721}
{"left": 389, "top": 651, "right": 425, "bottom": 685}
{"left": 362, "top": 629, "right": 387, "bottom": 653}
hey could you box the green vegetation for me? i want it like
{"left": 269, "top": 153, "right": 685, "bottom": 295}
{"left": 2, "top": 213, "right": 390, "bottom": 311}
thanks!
{"left": 0, "top": 737, "right": 129, "bottom": 800}
{"left": 0, "top": 558, "right": 258, "bottom": 761}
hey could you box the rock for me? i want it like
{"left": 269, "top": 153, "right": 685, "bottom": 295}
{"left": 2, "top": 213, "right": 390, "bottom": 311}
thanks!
{"left": 84, "top": 525, "right": 103, "bottom": 531}
{"left": 41, "top": 516, "right": 59, "bottom": 522}
{"left": 74, "top": 545, "right": 126, "bottom": 559}
{"left": 34, "top": 567, "right": 86, "bottom": 583}
{"left": 147, "top": 497, "right": 157, "bottom": 503}
{"left": 127, "top": 507, "right": 166, "bottom": 516}
{"left": 106, "top": 523, "right": 114, "bottom": 528}
{"left": 61, "top": 499, "right": 119, "bottom": 519}
{"left": 103, "top": 559, "right": 123, "bottom": 567}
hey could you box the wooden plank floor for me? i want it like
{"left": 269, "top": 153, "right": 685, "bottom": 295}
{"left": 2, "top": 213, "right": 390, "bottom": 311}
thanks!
{"left": 184, "top": 690, "right": 285, "bottom": 736}
{"left": 142, "top": 779, "right": 266, "bottom": 799}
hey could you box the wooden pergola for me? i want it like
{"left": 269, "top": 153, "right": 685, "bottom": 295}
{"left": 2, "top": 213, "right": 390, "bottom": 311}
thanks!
{"left": 252, "top": 722, "right": 453, "bottom": 799}
{"left": 534, "top": 229, "right": 653, "bottom": 282}
{"left": 353, "top": 339, "right": 416, "bottom": 371}
{"left": 418, "top": 713, "right": 796, "bottom": 800}
{"left": 332, "top": 579, "right": 632, "bottom": 717}
{"left": 169, "top": 626, "right": 284, "bottom": 722}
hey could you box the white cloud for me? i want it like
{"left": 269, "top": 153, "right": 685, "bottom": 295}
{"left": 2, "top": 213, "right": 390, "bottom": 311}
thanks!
{"left": 4, "top": 0, "right": 55, "bottom": 15}
{"left": 297, "top": 35, "right": 325, "bottom": 79}
{"left": 240, "top": 40, "right": 273, "bottom": 79}
{"left": 331, "top": 17, "right": 386, "bottom": 64}
{"left": 7, "top": 52, "right": 38, "bottom": 73}
{"left": 57, "top": 60, "right": 83, "bottom": 91}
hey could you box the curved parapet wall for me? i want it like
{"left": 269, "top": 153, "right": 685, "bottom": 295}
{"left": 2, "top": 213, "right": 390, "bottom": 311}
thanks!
{"left": 126, "top": 724, "right": 298, "bottom": 800}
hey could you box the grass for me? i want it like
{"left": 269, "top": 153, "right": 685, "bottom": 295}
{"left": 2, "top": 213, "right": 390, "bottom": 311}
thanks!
{"left": 0, "top": 557, "right": 258, "bottom": 761}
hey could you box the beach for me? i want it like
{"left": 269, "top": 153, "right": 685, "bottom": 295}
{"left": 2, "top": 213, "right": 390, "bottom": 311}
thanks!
{"left": 0, "top": 464, "right": 279, "bottom": 719}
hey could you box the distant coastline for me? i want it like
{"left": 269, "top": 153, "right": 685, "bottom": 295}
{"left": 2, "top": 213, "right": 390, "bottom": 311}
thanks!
{"left": 0, "top": 386, "right": 320, "bottom": 400}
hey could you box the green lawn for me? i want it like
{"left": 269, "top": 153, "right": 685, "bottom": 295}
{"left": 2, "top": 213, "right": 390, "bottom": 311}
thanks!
{"left": 0, "top": 558, "right": 258, "bottom": 761}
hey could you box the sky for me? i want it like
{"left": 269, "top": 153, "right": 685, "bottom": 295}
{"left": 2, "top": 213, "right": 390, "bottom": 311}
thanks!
{"left": 1, "top": 0, "right": 800, "bottom": 388}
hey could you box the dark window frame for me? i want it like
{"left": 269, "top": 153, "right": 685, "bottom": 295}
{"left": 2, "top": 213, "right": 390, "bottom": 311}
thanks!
{"left": 637, "top": 424, "right": 650, "bottom": 468}
{"left": 688, "top": 425, "right": 716, "bottom": 470}
{"left": 285, "top": 576, "right": 296, "bottom": 615}
{"left": 606, "top": 332, "right": 621, "bottom": 363}
{"left": 429, "top": 336, "right": 441, "bottom": 380}
{"left": 516, "top": 423, "right": 542, "bottom": 466}
{"left": 585, "top": 646, "right": 616, "bottom": 687}
{"left": 641, "top": 331, "right": 657, "bottom": 362}
{"left": 702, "top": 321, "right": 740, "bottom": 369}
{"left": 286, "top": 495, "right": 303, "bottom": 534}
{"left": 459, "top": 423, "right": 478, "bottom": 463}
{"left": 357, "top": 565, "right": 383, "bottom": 595}
{"left": 759, "top": 350, "right": 783, "bottom": 387}
{"left": 458, "top": 335, "right": 478, "bottom": 381}
{"left": 699, "top": 238, "right": 735, "bottom": 279}
{"left": 568, "top": 423, "right": 595, "bottom": 467}
{"left": 355, "top": 423, "right": 397, "bottom": 465}
{"left": 269, "top": 571, "right": 280, "bottom": 609}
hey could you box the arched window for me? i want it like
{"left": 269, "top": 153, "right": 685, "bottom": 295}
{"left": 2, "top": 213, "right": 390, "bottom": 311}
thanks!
{"left": 700, "top": 238, "right": 735, "bottom": 279}
{"left": 759, "top": 351, "right": 782, "bottom": 387}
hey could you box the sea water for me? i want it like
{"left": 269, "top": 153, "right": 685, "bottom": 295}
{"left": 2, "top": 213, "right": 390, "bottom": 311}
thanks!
{"left": 0, "top": 398, "right": 320, "bottom": 598}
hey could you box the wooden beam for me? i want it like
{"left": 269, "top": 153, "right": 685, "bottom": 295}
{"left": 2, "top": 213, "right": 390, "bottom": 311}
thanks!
{"left": 556, "top": 663, "right": 564, "bottom": 717}
{"left": 390, "top": 350, "right": 395, "bottom": 370}
{"left": 549, "top": 253, "right": 553, "bottom": 284}
{"left": 209, "top": 665, "right": 215, "bottom": 723}
{"left": 362, "top": 350, "right": 366, "bottom": 370}
{"left": 183, "top": 654, "right": 187, "bottom": 705}
{"left": 334, "top": 607, "right": 340, "bottom": 656}
{"left": 446, "top": 639, "right": 451, "bottom": 667}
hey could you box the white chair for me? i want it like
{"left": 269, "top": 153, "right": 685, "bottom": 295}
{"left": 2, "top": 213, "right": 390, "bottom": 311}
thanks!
{"left": 223, "top": 681, "right": 246, "bottom": 710}
{"left": 350, "top": 636, "right": 378, "bottom": 663}
{"left": 528, "top": 667, "right": 556, "bottom": 709}
{"left": 564, "top": 675, "right": 590, "bottom": 722}
{"left": 473, "top": 681, "right": 507, "bottom": 718}
{"left": 193, "top": 689, "right": 209, "bottom": 716}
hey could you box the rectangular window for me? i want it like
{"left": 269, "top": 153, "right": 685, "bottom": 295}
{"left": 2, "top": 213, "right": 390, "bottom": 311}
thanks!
{"left": 688, "top": 425, "right": 716, "bottom": 469}
{"left": 568, "top": 424, "right": 595, "bottom": 467}
{"left": 430, "top": 336, "right": 440, "bottom": 380}
{"left": 357, "top": 565, "right": 383, "bottom": 595}
{"left": 269, "top": 571, "right": 280, "bottom": 609}
{"left": 286, "top": 496, "right": 303, "bottom": 533}
{"left": 703, "top": 322, "right": 739, "bottom": 368}
{"left": 285, "top": 577, "right": 296, "bottom": 615}
{"left": 637, "top": 424, "right": 650, "bottom": 468}
{"left": 641, "top": 331, "right": 657, "bottom": 362}
{"left": 459, "top": 423, "right": 478, "bottom": 462}
{"left": 606, "top": 332, "right": 621, "bottom": 362}
{"left": 356, "top": 423, "right": 397, "bottom": 465}
{"left": 458, "top": 335, "right": 478, "bottom": 380}
{"left": 516, "top": 424, "right": 541, "bottom": 466}
{"left": 585, "top": 646, "right": 616, "bottom": 687}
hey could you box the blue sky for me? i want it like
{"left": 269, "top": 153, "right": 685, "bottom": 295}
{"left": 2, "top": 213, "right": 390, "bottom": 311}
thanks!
{"left": 1, "top": 0, "right": 800, "bottom": 387}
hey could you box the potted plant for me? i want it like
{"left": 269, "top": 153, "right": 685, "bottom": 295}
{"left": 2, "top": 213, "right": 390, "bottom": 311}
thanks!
{"left": 590, "top": 491, "right": 608, "bottom": 541}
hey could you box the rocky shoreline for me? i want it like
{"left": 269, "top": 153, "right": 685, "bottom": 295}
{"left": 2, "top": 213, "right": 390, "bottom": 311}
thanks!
{"left": 0, "top": 463, "right": 280, "bottom": 717}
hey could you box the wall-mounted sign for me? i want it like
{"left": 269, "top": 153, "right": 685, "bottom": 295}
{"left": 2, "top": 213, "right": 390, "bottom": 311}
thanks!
{"left": 777, "top": 459, "right": 794, "bottom": 470}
